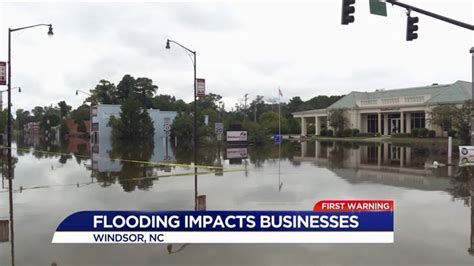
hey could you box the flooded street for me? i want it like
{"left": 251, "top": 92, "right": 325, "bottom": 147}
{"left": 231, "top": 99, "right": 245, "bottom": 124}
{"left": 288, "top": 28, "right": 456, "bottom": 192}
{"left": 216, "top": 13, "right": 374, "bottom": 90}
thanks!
{"left": 1, "top": 136, "right": 474, "bottom": 265}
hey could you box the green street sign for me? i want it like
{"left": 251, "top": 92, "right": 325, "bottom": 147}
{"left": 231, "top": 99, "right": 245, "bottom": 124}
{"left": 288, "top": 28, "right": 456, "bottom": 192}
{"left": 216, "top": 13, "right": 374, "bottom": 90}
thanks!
{"left": 369, "top": 0, "right": 387, "bottom": 17}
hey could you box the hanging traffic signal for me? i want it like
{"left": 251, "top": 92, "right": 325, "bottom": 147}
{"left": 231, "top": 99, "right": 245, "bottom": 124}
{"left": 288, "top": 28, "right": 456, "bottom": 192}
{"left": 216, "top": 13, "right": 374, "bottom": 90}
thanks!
{"left": 406, "top": 15, "right": 419, "bottom": 41}
{"left": 341, "top": 0, "right": 355, "bottom": 25}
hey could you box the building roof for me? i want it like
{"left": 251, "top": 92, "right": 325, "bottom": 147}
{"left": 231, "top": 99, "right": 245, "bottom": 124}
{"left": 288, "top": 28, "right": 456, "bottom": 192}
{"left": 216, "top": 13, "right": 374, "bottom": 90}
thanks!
{"left": 328, "top": 80, "right": 472, "bottom": 109}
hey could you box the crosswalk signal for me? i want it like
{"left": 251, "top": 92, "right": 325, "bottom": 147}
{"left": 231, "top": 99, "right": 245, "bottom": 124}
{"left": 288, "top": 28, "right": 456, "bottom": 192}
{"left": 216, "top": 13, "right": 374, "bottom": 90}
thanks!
{"left": 341, "top": 0, "right": 355, "bottom": 25}
{"left": 406, "top": 15, "right": 419, "bottom": 41}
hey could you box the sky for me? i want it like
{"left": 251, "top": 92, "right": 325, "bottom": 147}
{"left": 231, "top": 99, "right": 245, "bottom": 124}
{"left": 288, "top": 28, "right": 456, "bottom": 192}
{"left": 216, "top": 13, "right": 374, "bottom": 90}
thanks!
{"left": 0, "top": 0, "right": 472, "bottom": 112}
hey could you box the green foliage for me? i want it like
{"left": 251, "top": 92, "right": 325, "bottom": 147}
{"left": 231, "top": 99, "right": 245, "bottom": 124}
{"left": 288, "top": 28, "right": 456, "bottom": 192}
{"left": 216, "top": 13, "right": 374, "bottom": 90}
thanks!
{"left": 351, "top": 128, "right": 360, "bottom": 137}
{"left": 355, "top": 132, "right": 375, "bottom": 137}
{"left": 243, "top": 121, "right": 268, "bottom": 144}
{"left": 15, "top": 109, "right": 32, "bottom": 130}
{"left": 343, "top": 128, "right": 352, "bottom": 137}
{"left": 108, "top": 93, "right": 155, "bottom": 140}
{"left": 86, "top": 79, "right": 117, "bottom": 105}
{"left": 116, "top": 74, "right": 136, "bottom": 104}
{"left": 327, "top": 129, "right": 334, "bottom": 137}
{"left": 170, "top": 112, "right": 193, "bottom": 143}
{"left": 0, "top": 110, "right": 8, "bottom": 132}
{"left": 77, "top": 120, "right": 87, "bottom": 133}
{"left": 418, "top": 128, "right": 428, "bottom": 137}
{"left": 60, "top": 119, "right": 69, "bottom": 136}
{"left": 71, "top": 105, "right": 90, "bottom": 123}
{"left": 335, "top": 130, "right": 344, "bottom": 137}
{"left": 320, "top": 128, "right": 327, "bottom": 136}
{"left": 135, "top": 77, "right": 158, "bottom": 108}
{"left": 328, "top": 109, "right": 347, "bottom": 132}
{"left": 427, "top": 130, "right": 436, "bottom": 138}
{"left": 411, "top": 128, "right": 419, "bottom": 138}
{"left": 392, "top": 133, "right": 412, "bottom": 138}
{"left": 259, "top": 111, "right": 288, "bottom": 134}
{"left": 57, "top": 100, "right": 72, "bottom": 118}
{"left": 448, "top": 129, "right": 457, "bottom": 138}
{"left": 430, "top": 101, "right": 472, "bottom": 144}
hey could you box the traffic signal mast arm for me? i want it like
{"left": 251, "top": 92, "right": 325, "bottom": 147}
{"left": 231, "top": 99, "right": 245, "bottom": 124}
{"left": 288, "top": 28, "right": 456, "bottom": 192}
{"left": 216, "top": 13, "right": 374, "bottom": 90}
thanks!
{"left": 386, "top": 0, "right": 474, "bottom": 31}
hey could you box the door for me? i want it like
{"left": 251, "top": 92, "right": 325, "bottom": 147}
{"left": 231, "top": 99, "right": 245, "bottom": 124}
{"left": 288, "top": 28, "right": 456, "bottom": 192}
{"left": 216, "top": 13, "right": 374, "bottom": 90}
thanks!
{"left": 390, "top": 118, "right": 401, "bottom": 134}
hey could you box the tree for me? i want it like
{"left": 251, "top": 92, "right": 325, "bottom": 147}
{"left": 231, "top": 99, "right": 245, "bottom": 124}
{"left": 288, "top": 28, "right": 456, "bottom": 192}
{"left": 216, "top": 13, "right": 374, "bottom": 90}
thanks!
{"left": 15, "top": 109, "right": 31, "bottom": 130}
{"left": 108, "top": 93, "right": 154, "bottom": 140}
{"left": 328, "top": 109, "right": 348, "bottom": 133}
{"left": 259, "top": 111, "right": 289, "bottom": 134}
{"left": 31, "top": 106, "right": 44, "bottom": 122}
{"left": 429, "top": 105, "right": 456, "bottom": 132}
{"left": 57, "top": 100, "right": 72, "bottom": 118}
{"left": 71, "top": 105, "right": 90, "bottom": 123}
{"left": 116, "top": 74, "right": 136, "bottom": 104}
{"left": 134, "top": 77, "right": 158, "bottom": 108}
{"left": 86, "top": 79, "right": 117, "bottom": 104}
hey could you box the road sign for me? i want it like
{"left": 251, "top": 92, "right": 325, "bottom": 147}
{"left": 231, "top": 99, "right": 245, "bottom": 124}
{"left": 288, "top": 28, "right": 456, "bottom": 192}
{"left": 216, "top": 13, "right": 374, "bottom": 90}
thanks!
{"left": 369, "top": 0, "right": 387, "bottom": 17}
{"left": 215, "top": 122, "right": 224, "bottom": 134}
{"left": 459, "top": 146, "right": 474, "bottom": 165}
{"left": 164, "top": 124, "right": 171, "bottom": 131}
{"left": 0, "top": 62, "right": 6, "bottom": 86}
{"left": 164, "top": 117, "right": 171, "bottom": 132}
{"left": 196, "top": 78, "right": 205, "bottom": 97}
{"left": 274, "top": 134, "right": 282, "bottom": 144}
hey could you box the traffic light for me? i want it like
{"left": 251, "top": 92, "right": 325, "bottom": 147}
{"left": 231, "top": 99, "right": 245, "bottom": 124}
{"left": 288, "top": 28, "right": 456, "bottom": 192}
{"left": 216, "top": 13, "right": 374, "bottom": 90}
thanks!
{"left": 341, "top": 0, "right": 355, "bottom": 25}
{"left": 406, "top": 15, "right": 419, "bottom": 41}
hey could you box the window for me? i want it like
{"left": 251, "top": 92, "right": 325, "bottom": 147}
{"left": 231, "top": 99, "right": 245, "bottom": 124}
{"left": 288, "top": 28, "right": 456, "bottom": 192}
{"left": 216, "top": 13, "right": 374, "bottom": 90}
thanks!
{"left": 367, "top": 114, "right": 378, "bottom": 133}
{"left": 410, "top": 112, "right": 425, "bottom": 129}
{"left": 92, "top": 123, "right": 99, "bottom": 131}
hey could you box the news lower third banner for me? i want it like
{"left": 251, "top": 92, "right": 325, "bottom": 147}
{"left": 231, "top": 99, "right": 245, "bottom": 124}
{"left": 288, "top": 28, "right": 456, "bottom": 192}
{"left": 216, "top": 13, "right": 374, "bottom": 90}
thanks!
{"left": 52, "top": 200, "right": 394, "bottom": 244}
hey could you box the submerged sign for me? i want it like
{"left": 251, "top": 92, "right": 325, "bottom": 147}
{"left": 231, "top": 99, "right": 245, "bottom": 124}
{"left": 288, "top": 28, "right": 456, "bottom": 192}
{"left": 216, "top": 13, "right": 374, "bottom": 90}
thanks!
{"left": 52, "top": 200, "right": 394, "bottom": 244}
{"left": 459, "top": 146, "right": 474, "bottom": 164}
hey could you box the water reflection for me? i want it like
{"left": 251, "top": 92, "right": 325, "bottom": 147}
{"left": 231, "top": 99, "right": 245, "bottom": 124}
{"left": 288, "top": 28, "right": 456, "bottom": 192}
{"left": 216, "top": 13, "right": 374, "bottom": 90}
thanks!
{"left": 3, "top": 138, "right": 474, "bottom": 265}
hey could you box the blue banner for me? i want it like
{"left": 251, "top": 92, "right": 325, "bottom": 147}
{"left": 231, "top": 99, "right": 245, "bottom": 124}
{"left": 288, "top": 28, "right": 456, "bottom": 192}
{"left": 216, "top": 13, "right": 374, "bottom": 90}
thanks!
{"left": 56, "top": 211, "right": 393, "bottom": 232}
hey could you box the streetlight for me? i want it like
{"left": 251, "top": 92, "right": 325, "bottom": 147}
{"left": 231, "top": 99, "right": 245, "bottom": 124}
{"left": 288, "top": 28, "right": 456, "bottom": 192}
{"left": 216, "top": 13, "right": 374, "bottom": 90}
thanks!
{"left": 7, "top": 23, "right": 53, "bottom": 264}
{"left": 75, "top": 89, "right": 91, "bottom": 96}
{"left": 165, "top": 38, "right": 198, "bottom": 209}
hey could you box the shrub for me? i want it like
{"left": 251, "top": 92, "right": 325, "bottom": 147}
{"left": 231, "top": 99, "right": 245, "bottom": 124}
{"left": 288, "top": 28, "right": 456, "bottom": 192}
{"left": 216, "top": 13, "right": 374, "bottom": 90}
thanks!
{"left": 392, "top": 133, "right": 411, "bottom": 138}
{"left": 327, "top": 129, "right": 334, "bottom": 137}
{"left": 320, "top": 128, "right": 327, "bottom": 136}
{"left": 427, "top": 130, "right": 436, "bottom": 138}
{"left": 418, "top": 128, "right": 428, "bottom": 138}
{"left": 355, "top": 132, "right": 375, "bottom": 137}
{"left": 411, "top": 128, "right": 419, "bottom": 138}
{"left": 343, "top": 128, "right": 353, "bottom": 137}
{"left": 351, "top": 128, "right": 360, "bottom": 137}
{"left": 336, "top": 130, "right": 344, "bottom": 137}
{"left": 448, "top": 129, "right": 457, "bottom": 138}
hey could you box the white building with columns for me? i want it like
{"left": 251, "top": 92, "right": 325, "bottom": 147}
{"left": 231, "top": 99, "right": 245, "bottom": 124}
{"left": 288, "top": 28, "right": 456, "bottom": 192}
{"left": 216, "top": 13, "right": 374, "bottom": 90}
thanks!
{"left": 293, "top": 80, "right": 472, "bottom": 136}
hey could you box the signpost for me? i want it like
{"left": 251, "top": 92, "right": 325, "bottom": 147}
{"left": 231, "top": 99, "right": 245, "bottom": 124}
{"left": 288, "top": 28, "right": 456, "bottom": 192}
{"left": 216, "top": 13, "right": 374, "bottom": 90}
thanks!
{"left": 0, "top": 62, "right": 6, "bottom": 86}
{"left": 215, "top": 122, "right": 223, "bottom": 134}
{"left": 226, "top": 131, "right": 247, "bottom": 142}
{"left": 196, "top": 78, "right": 205, "bottom": 98}
{"left": 274, "top": 134, "right": 282, "bottom": 145}
{"left": 369, "top": 0, "right": 387, "bottom": 17}
{"left": 197, "top": 195, "right": 206, "bottom": 211}
{"left": 459, "top": 146, "right": 474, "bottom": 165}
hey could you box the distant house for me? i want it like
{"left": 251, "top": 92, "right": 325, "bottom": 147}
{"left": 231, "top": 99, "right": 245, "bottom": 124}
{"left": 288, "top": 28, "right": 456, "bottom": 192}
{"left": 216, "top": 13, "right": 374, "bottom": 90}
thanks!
{"left": 23, "top": 122, "right": 41, "bottom": 134}
{"left": 292, "top": 80, "right": 472, "bottom": 136}
{"left": 66, "top": 119, "right": 91, "bottom": 137}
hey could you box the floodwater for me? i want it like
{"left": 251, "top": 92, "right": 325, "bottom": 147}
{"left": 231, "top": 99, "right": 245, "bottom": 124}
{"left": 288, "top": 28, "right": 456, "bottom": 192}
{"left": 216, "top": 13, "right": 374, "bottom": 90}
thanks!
{"left": 1, "top": 134, "right": 474, "bottom": 266}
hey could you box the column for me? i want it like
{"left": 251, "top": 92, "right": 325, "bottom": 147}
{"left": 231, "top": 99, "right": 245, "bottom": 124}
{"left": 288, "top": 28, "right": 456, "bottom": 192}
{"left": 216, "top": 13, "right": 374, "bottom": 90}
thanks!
{"left": 383, "top": 114, "right": 389, "bottom": 136}
{"left": 401, "top": 112, "right": 405, "bottom": 133}
{"left": 301, "top": 141, "right": 307, "bottom": 157}
{"left": 301, "top": 117, "right": 307, "bottom": 136}
{"left": 377, "top": 113, "right": 382, "bottom": 134}
{"left": 315, "top": 116, "right": 320, "bottom": 135}
{"left": 425, "top": 110, "right": 432, "bottom": 129}
{"left": 377, "top": 145, "right": 382, "bottom": 167}
{"left": 406, "top": 113, "right": 411, "bottom": 133}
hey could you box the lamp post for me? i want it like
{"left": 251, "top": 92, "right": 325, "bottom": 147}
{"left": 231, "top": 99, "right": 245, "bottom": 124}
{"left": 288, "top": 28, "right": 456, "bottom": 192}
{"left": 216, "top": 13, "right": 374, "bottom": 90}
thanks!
{"left": 75, "top": 89, "right": 91, "bottom": 96}
{"left": 7, "top": 23, "right": 53, "bottom": 266}
{"left": 165, "top": 39, "right": 198, "bottom": 209}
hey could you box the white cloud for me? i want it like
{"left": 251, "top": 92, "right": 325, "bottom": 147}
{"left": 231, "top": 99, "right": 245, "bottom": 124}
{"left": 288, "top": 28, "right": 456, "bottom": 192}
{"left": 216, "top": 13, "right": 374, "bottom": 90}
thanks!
{"left": 0, "top": 1, "right": 472, "bottom": 112}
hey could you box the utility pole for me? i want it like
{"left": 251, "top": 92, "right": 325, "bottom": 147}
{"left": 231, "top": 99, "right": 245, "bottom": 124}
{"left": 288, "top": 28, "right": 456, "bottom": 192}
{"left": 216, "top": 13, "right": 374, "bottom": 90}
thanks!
{"left": 243, "top": 93, "right": 249, "bottom": 121}
{"left": 471, "top": 47, "right": 474, "bottom": 145}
